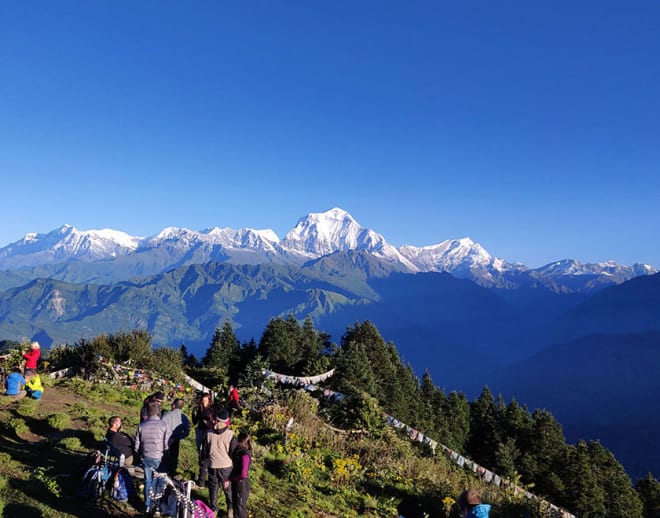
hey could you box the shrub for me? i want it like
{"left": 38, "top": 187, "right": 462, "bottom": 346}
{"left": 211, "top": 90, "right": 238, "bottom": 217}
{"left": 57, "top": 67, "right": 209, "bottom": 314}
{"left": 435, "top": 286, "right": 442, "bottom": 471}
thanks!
{"left": 8, "top": 417, "right": 28, "bottom": 436}
{"left": 32, "top": 467, "right": 61, "bottom": 498}
{"left": 58, "top": 437, "right": 84, "bottom": 452}
{"left": 16, "top": 398, "right": 38, "bottom": 417}
{"left": 47, "top": 413, "right": 70, "bottom": 429}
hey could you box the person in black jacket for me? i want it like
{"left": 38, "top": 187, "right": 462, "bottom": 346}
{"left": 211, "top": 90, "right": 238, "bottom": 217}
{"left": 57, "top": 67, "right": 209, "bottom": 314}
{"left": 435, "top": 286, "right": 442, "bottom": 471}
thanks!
{"left": 191, "top": 392, "right": 215, "bottom": 487}
{"left": 105, "top": 416, "right": 136, "bottom": 466}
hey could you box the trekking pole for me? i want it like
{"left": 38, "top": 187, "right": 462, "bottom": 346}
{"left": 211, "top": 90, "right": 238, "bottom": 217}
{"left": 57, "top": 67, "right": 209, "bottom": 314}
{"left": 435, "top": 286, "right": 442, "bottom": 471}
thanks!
{"left": 182, "top": 480, "right": 192, "bottom": 518}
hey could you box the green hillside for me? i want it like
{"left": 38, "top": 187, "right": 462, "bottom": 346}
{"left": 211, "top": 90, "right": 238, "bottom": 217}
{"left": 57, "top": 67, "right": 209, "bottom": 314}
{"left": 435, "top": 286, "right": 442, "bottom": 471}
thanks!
{"left": 1, "top": 322, "right": 658, "bottom": 517}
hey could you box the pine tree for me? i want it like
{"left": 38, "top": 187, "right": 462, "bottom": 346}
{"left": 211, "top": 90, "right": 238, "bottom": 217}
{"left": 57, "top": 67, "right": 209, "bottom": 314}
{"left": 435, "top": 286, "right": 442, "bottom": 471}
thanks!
{"left": 258, "top": 316, "right": 300, "bottom": 373}
{"left": 562, "top": 440, "right": 606, "bottom": 517}
{"left": 524, "top": 409, "right": 567, "bottom": 500}
{"left": 467, "top": 386, "right": 501, "bottom": 469}
{"left": 203, "top": 320, "right": 240, "bottom": 381}
{"left": 333, "top": 341, "right": 377, "bottom": 397}
{"left": 443, "top": 390, "right": 471, "bottom": 451}
{"left": 390, "top": 361, "right": 421, "bottom": 425}
{"left": 419, "top": 370, "right": 437, "bottom": 429}
{"left": 179, "top": 344, "right": 200, "bottom": 368}
{"left": 636, "top": 473, "right": 660, "bottom": 518}
{"left": 296, "top": 316, "right": 331, "bottom": 375}
{"left": 587, "top": 440, "right": 643, "bottom": 518}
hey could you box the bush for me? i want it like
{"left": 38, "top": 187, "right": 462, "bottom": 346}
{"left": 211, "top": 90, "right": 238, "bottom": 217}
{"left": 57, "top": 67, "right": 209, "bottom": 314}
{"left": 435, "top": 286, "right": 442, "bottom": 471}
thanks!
{"left": 58, "top": 437, "right": 84, "bottom": 452}
{"left": 47, "top": 413, "right": 70, "bottom": 429}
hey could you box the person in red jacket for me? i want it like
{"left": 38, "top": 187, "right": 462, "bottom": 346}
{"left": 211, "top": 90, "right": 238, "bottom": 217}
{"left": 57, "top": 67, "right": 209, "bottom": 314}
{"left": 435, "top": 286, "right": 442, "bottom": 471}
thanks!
{"left": 23, "top": 341, "right": 40, "bottom": 375}
{"left": 228, "top": 385, "right": 240, "bottom": 416}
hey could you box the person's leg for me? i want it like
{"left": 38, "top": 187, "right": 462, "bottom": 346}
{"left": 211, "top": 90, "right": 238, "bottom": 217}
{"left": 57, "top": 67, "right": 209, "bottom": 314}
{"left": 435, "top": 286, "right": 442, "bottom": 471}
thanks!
{"left": 238, "top": 479, "right": 250, "bottom": 518}
{"left": 198, "top": 455, "right": 209, "bottom": 487}
{"left": 168, "top": 440, "right": 180, "bottom": 476}
{"left": 207, "top": 468, "right": 220, "bottom": 513}
{"left": 233, "top": 479, "right": 249, "bottom": 518}
{"left": 220, "top": 466, "right": 233, "bottom": 516}
{"left": 196, "top": 429, "right": 209, "bottom": 486}
{"left": 11, "top": 390, "right": 27, "bottom": 400}
{"left": 142, "top": 457, "right": 159, "bottom": 512}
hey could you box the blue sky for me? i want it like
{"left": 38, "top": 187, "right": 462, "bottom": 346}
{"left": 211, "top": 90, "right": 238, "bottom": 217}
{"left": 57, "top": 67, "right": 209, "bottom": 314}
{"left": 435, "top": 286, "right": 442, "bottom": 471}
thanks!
{"left": 1, "top": 1, "right": 659, "bottom": 268}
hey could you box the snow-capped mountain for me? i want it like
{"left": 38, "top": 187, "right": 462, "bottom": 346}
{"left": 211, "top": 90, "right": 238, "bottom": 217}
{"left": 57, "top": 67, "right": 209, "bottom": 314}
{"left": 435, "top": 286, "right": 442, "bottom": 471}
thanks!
{"left": 0, "top": 224, "right": 141, "bottom": 268}
{"left": 281, "top": 208, "right": 418, "bottom": 270}
{"left": 0, "top": 208, "right": 655, "bottom": 291}
{"left": 534, "top": 259, "right": 655, "bottom": 279}
{"left": 529, "top": 259, "right": 657, "bottom": 290}
{"left": 399, "top": 238, "right": 527, "bottom": 286}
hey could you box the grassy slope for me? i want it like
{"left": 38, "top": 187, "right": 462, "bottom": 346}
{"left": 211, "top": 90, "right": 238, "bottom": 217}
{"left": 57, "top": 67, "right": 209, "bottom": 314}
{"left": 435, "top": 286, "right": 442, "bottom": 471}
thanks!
{"left": 0, "top": 378, "right": 546, "bottom": 518}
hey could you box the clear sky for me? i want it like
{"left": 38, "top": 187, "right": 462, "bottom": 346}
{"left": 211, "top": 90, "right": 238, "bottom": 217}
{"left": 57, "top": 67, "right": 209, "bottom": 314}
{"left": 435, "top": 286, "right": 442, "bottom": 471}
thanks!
{"left": 1, "top": 1, "right": 659, "bottom": 268}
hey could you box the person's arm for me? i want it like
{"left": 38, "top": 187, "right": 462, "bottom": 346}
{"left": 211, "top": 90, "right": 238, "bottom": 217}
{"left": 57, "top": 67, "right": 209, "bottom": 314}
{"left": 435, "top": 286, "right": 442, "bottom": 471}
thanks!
{"left": 240, "top": 454, "right": 251, "bottom": 479}
{"left": 163, "top": 425, "right": 172, "bottom": 452}
{"left": 228, "top": 435, "right": 238, "bottom": 456}
{"left": 133, "top": 429, "right": 141, "bottom": 453}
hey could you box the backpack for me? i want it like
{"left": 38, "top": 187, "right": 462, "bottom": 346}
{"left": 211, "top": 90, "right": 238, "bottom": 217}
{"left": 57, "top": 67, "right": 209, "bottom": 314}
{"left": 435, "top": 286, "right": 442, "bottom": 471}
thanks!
{"left": 193, "top": 499, "right": 215, "bottom": 518}
{"left": 111, "top": 468, "right": 134, "bottom": 502}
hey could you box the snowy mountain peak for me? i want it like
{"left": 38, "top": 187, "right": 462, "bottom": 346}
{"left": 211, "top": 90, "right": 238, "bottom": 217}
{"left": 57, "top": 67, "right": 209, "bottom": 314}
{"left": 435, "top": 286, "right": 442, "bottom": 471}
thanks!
{"left": 399, "top": 237, "right": 501, "bottom": 274}
{"left": 282, "top": 208, "right": 368, "bottom": 256}
{"left": 0, "top": 224, "right": 141, "bottom": 267}
{"left": 280, "top": 208, "right": 419, "bottom": 269}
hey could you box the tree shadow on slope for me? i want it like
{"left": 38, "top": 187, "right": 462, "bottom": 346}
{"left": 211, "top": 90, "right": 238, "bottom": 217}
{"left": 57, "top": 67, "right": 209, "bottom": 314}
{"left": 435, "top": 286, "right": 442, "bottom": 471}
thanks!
{"left": 2, "top": 503, "right": 44, "bottom": 518}
{"left": 6, "top": 406, "right": 102, "bottom": 449}
{"left": 8, "top": 474, "right": 141, "bottom": 517}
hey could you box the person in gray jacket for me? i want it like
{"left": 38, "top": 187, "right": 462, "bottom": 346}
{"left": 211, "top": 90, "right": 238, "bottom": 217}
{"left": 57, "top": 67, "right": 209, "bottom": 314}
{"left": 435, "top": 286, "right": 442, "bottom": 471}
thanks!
{"left": 161, "top": 398, "right": 191, "bottom": 476}
{"left": 135, "top": 402, "right": 171, "bottom": 513}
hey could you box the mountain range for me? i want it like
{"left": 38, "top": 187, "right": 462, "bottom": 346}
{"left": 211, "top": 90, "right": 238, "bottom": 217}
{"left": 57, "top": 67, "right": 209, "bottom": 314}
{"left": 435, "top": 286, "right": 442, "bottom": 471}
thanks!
{"left": 1, "top": 208, "right": 655, "bottom": 292}
{"left": 0, "top": 207, "right": 659, "bottom": 477}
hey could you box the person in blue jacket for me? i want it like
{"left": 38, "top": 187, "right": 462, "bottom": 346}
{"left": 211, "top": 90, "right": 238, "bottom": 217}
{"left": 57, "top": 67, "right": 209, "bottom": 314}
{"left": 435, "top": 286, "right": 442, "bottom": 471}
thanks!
{"left": 458, "top": 489, "right": 491, "bottom": 517}
{"left": 4, "top": 367, "right": 26, "bottom": 399}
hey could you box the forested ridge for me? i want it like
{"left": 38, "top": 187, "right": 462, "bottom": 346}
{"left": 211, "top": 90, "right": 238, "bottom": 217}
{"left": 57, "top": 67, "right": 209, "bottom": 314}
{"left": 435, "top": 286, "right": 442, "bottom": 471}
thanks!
{"left": 3, "top": 319, "right": 660, "bottom": 517}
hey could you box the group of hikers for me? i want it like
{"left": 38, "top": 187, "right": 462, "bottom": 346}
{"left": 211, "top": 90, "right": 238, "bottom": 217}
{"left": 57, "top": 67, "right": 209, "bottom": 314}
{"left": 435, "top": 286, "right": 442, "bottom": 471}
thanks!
{"left": 105, "top": 385, "right": 250, "bottom": 518}
{"left": 1, "top": 341, "right": 44, "bottom": 400}
{"left": 1, "top": 342, "right": 489, "bottom": 517}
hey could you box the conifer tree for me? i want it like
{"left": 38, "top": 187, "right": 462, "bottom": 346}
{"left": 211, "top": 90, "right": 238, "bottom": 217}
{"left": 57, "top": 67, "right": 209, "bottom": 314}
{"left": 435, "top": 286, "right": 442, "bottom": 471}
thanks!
{"left": 391, "top": 361, "right": 422, "bottom": 425}
{"left": 333, "top": 340, "right": 377, "bottom": 397}
{"left": 526, "top": 409, "right": 567, "bottom": 501}
{"left": 443, "top": 390, "right": 471, "bottom": 451}
{"left": 636, "top": 473, "right": 660, "bottom": 518}
{"left": 179, "top": 344, "right": 200, "bottom": 368}
{"left": 419, "top": 370, "right": 438, "bottom": 431}
{"left": 498, "top": 399, "right": 533, "bottom": 481}
{"left": 259, "top": 316, "right": 300, "bottom": 373}
{"left": 562, "top": 440, "right": 607, "bottom": 517}
{"left": 494, "top": 436, "right": 519, "bottom": 480}
{"left": 467, "top": 386, "right": 502, "bottom": 469}
{"left": 587, "top": 440, "right": 643, "bottom": 518}
{"left": 340, "top": 322, "right": 398, "bottom": 402}
{"left": 296, "top": 316, "right": 331, "bottom": 374}
{"left": 203, "top": 320, "right": 240, "bottom": 381}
